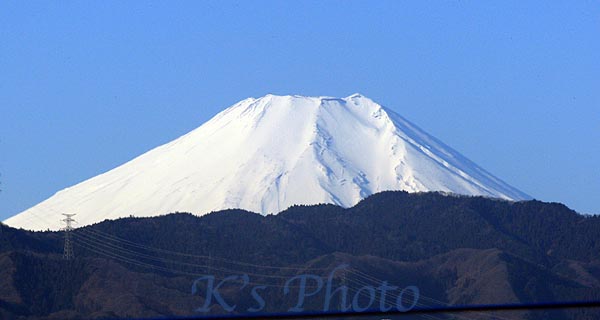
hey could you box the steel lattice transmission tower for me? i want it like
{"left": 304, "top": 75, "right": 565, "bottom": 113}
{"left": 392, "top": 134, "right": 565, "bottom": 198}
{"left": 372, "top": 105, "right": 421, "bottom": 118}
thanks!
{"left": 61, "top": 213, "right": 76, "bottom": 260}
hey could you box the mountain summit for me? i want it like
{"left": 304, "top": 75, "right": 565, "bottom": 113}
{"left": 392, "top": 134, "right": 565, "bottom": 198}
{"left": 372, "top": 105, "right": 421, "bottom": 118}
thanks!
{"left": 5, "top": 94, "right": 529, "bottom": 230}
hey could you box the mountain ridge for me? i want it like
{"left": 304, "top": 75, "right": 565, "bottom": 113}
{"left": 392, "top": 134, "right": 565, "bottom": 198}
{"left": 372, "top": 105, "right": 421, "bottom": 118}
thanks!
{"left": 1, "top": 192, "right": 598, "bottom": 319}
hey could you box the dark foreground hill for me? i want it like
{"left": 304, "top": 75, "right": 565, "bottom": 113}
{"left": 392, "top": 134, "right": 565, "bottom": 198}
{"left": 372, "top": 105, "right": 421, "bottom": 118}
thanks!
{"left": 1, "top": 191, "right": 600, "bottom": 319}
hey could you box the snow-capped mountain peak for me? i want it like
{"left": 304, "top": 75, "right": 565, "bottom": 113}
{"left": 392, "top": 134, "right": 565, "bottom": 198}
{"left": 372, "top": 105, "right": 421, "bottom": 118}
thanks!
{"left": 5, "top": 94, "right": 529, "bottom": 230}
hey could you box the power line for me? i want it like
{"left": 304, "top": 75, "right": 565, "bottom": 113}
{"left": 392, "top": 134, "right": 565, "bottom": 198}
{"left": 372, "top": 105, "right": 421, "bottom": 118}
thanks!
{"left": 73, "top": 235, "right": 320, "bottom": 289}
{"left": 79, "top": 224, "right": 330, "bottom": 271}
{"left": 73, "top": 230, "right": 304, "bottom": 280}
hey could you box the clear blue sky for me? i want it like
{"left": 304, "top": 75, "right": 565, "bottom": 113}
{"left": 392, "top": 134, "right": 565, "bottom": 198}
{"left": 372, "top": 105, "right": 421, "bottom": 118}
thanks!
{"left": 1, "top": 1, "right": 599, "bottom": 221}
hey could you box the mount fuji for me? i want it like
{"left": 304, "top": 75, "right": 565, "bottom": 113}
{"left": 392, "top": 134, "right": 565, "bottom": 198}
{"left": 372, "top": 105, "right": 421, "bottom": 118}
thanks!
{"left": 5, "top": 94, "right": 530, "bottom": 230}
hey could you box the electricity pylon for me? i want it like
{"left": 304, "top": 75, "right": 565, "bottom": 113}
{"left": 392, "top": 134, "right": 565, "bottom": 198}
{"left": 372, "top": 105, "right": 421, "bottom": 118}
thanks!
{"left": 61, "top": 213, "right": 76, "bottom": 260}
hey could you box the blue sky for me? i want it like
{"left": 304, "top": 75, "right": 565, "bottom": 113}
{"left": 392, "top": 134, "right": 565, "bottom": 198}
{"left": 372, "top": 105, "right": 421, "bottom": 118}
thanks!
{"left": 1, "top": 1, "right": 599, "bottom": 221}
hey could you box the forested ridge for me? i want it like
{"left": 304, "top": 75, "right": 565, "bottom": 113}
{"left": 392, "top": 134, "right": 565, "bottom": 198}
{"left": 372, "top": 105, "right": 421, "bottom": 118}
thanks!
{"left": 1, "top": 191, "right": 599, "bottom": 319}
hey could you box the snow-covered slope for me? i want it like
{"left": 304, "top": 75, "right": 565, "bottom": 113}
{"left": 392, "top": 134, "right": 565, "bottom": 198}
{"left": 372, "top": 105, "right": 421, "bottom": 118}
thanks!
{"left": 5, "top": 94, "right": 530, "bottom": 230}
